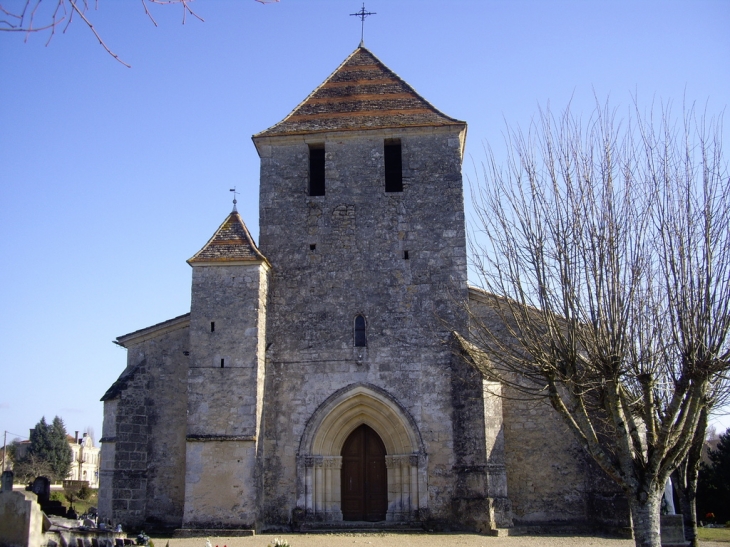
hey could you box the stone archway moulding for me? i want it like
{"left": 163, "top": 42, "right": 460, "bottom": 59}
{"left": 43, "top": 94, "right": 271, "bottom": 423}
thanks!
{"left": 299, "top": 383, "right": 425, "bottom": 456}
{"left": 297, "top": 382, "right": 428, "bottom": 522}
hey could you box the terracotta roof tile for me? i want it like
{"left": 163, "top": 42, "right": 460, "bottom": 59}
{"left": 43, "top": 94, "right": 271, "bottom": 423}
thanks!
{"left": 254, "top": 47, "right": 465, "bottom": 137}
{"left": 188, "top": 210, "right": 267, "bottom": 265}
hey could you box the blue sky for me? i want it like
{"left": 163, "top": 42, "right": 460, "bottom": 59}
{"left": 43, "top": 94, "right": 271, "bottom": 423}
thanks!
{"left": 1, "top": 0, "right": 729, "bottom": 444}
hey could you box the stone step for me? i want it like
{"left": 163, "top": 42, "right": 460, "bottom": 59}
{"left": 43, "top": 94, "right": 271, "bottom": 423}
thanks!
{"left": 299, "top": 521, "right": 424, "bottom": 533}
{"left": 173, "top": 529, "right": 255, "bottom": 538}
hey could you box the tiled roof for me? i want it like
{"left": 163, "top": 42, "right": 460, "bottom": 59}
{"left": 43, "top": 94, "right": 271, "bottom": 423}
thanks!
{"left": 188, "top": 210, "right": 267, "bottom": 265}
{"left": 254, "top": 47, "right": 465, "bottom": 137}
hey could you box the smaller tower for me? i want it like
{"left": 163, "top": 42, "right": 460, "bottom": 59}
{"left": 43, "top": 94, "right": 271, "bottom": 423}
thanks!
{"left": 182, "top": 208, "right": 270, "bottom": 529}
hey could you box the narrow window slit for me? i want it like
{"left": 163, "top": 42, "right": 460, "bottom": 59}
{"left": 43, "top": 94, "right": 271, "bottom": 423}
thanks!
{"left": 384, "top": 139, "right": 403, "bottom": 192}
{"left": 210, "top": 321, "right": 215, "bottom": 332}
{"left": 220, "top": 358, "right": 225, "bottom": 368}
{"left": 404, "top": 250, "right": 409, "bottom": 260}
{"left": 309, "top": 144, "right": 325, "bottom": 196}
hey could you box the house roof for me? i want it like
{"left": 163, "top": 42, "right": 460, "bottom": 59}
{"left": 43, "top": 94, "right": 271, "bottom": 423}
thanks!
{"left": 187, "top": 210, "right": 268, "bottom": 265}
{"left": 253, "top": 47, "right": 466, "bottom": 137}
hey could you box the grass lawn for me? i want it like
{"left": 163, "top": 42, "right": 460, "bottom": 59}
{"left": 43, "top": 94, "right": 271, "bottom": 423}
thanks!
{"left": 50, "top": 488, "right": 99, "bottom": 517}
{"left": 698, "top": 527, "right": 730, "bottom": 542}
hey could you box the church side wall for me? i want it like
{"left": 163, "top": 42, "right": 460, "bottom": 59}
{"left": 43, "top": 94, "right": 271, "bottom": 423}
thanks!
{"left": 99, "top": 326, "right": 189, "bottom": 531}
{"left": 467, "top": 295, "right": 629, "bottom": 528}
{"left": 257, "top": 129, "right": 469, "bottom": 527}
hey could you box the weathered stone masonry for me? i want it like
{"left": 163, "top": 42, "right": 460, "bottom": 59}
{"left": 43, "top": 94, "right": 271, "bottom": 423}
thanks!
{"left": 99, "top": 45, "right": 627, "bottom": 533}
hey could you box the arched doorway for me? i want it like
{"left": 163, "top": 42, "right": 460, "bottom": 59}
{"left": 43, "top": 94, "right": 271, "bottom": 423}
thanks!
{"left": 341, "top": 424, "right": 387, "bottom": 521}
{"left": 297, "top": 383, "right": 427, "bottom": 522}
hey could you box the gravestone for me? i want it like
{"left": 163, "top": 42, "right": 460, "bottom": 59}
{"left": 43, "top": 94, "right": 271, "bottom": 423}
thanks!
{"left": 661, "top": 514, "right": 689, "bottom": 546}
{"left": 1, "top": 470, "right": 13, "bottom": 492}
{"left": 30, "top": 476, "right": 51, "bottom": 504}
{"left": 30, "top": 476, "right": 67, "bottom": 517}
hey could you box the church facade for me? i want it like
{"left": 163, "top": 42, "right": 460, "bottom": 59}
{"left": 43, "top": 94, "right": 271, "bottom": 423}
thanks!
{"left": 98, "top": 47, "right": 627, "bottom": 533}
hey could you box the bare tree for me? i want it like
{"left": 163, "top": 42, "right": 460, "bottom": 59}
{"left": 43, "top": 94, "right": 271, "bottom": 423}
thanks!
{"left": 1, "top": 0, "right": 206, "bottom": 66}
{"left": 467, "top": 101, "right": 729, "bottom": 547}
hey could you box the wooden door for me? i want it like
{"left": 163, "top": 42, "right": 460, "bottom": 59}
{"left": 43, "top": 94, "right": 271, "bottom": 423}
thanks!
{"left": 341, "top": 424, "right": 387, "bottom": 521}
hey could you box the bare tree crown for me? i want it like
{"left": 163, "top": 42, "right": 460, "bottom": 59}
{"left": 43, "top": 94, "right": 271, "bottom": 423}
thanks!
{"left": 468, "top": 100, "right": 728, "bottom": 547}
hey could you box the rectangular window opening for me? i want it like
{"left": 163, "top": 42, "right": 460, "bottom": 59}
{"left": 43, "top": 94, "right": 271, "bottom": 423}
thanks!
{"left": 404, "top": 250, "right": 409, "bottom": 260}
{"left": 310, "top": 244, "right": 316, "bottom": 251}
{"left": 210, "top": 321, "right": 215, "bottom": 332}
{"left": 384, "top": 139, "right": 403, "bottom": 192}
{"left": 309, "top": 144, "right": 325, "bottom": 196}
{"left": 220, "top": 358, "right": 225, "bottom": 368}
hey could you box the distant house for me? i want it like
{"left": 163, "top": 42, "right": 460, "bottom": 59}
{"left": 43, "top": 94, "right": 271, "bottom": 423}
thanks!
{"left": 6, "top": 431, "right": 100, "bottom": 488}
{"left": 67, "top": 433, "right": 100, "bottom": 488}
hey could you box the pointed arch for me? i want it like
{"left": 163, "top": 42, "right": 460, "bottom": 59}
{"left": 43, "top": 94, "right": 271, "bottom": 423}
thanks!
{"left": 297, "top": 383, "right": 427, "bottom": 522}
{"left": 299, "top": 383, "right": 424, "bottom": 457}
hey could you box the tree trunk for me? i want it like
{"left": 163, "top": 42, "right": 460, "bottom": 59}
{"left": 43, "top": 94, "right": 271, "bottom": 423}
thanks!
{"left": 671, "top": 405, "right": 708, "bottom": 547}
{"left": 629, "top": 489, "right": 663, "bottom": 547}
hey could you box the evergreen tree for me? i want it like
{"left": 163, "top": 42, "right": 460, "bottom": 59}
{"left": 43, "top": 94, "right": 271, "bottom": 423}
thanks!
{"left": 698, "top": 430, "right": 730, "bottom": 524}
{"left": 25, "top": 415, "right": 73, "bottom": 482}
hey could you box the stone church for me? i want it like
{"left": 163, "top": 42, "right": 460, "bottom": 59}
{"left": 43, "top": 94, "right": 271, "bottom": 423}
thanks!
{"left": 98, "top": 46, "right": 626, "bottom": 533}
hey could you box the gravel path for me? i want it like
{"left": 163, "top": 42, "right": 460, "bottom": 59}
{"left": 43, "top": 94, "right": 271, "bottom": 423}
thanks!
{"left": 154, "top": 533, "right": 725, "bottom": 547}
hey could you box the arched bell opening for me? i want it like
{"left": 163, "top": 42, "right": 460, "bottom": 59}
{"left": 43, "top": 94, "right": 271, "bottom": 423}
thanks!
{"left": 297, "top": 383, "right": 427, "bottom": 522}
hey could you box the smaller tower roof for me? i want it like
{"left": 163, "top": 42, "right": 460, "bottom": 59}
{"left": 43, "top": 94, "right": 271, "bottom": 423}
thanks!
{"left": 254, "top": 47, "right": 465, "bottom": 137}
{"left": 188, "top": 210, "right": 268, "bottom": 266}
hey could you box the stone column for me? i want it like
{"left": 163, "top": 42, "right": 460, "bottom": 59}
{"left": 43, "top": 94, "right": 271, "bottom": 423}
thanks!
{"left": 304, "top": 456, "right": 314, "bottom": 516}
{"left": 299, "top": 454, "right": 343, "bottom": 521}
{"left": 314, "top": 457, "right": 324, "bottom": 514}
{"left": 386, "top": 454, "right": 419, "bottom": 521}
{"left": 331, "top": 457, "right": 343, "bottom": 521}
{"left": 410, "top": 454, "right": 419, "bottom": 516}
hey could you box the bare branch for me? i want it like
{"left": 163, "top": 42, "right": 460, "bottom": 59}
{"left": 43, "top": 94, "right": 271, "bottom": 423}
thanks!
{"left": 463, "top": 100, "right": 728, "bottom": 547}
{"left": 0, "top": 0, "right": 215, "bottom": 65}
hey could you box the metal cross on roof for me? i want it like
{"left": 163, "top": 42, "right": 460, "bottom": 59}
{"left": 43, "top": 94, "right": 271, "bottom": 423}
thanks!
{"left": 229, "top": 187, "right": 239, "bottom": 212}
{"left": 350, "top": 3, "right": 376, "bottom": 47}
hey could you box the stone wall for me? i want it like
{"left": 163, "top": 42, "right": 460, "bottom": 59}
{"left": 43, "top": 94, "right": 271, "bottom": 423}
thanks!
{"left": 466, "top": 291, "right": 630, "bottom": 529}
{"left": 255, "top": 126, "right": 469, "bottom": 527}
{"left": 99, "top": 323, "right": 189, "bottom": 530}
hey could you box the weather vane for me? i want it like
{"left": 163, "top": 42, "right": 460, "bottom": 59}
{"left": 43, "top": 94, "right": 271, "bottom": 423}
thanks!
{"left": 230, "top": 187, "right": 239, "bottom": 212}
{"left": 350, "top": 3, "right": 376, "bottom": 47}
